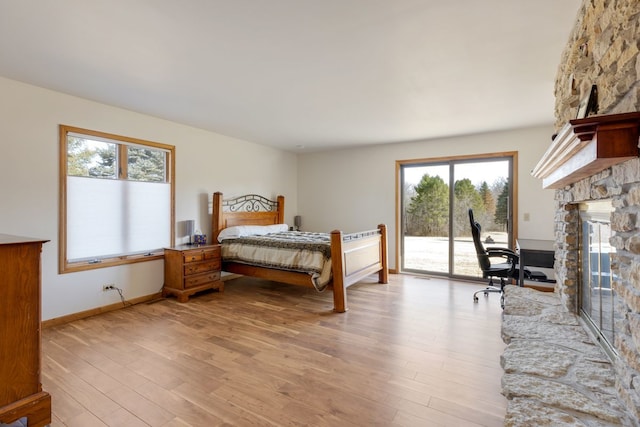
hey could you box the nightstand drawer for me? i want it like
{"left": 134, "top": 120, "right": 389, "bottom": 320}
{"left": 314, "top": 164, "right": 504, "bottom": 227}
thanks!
{"left": 184, "top": 271, "right": 221, "bottom": 288}
{"left": 184, "top": 259, "right": 220, "bottom": 275}
{"left": 203, "top": 247, "right": 220, "bottom": 259}
{"left": 183, "top": 247, "right": 220, "bottom": 263}
{"left": 183, "top": 252, "right": 204, "bottom": 263}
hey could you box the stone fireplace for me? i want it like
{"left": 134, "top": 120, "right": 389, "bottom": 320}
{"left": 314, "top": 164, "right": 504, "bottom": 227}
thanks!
{"left": 552, "top": 164, "right": 640, "bottom": 422}
{"left": 502, "top": 0, "right": 640, "bottom": 424}
{"left": 552, "top": 0, "right": 640, "bottom": 421}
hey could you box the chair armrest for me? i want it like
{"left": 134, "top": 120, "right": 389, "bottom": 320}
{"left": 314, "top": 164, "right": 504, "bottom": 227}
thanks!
{"left": 486, "top": 246, "right": 517, "bottom": 256}
{"left": 486, "top": 248, "right": 519, "bottom": 264}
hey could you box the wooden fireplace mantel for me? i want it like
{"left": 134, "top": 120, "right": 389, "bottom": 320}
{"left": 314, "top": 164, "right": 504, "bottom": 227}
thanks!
{"left": 532, "top": 112, "right": 640, "bottom": 189}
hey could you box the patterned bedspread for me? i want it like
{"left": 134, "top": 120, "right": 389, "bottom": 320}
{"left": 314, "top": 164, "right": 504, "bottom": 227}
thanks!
{"left": 221, "top": 231, "right": 332, "bottom": 291}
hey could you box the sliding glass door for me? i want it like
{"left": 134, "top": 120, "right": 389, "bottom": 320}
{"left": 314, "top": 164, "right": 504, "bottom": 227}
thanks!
{"left": 400, "top": 154, "right": 514, "bottom": 279}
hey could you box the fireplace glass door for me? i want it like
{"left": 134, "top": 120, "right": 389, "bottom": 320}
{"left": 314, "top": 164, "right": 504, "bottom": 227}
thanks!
{"left": 579, "top": 200, "right": 618, "bottom": 352}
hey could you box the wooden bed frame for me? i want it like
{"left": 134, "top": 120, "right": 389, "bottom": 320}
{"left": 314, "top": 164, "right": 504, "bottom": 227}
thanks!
{"left": 211, "top": 192, "right": 388, "bottom": 312}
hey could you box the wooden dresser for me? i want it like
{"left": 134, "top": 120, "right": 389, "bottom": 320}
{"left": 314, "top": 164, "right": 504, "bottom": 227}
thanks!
{"left": 0, "top": 235, "right": 51, "bottom": 427}
{"left": 163, "top": 244, "right": 223, "bottom": 302}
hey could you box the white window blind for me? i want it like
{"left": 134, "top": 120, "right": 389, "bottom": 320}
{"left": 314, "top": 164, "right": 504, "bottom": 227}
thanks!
{"left": 67, "top": 177, "right": 171, "bottom": 261}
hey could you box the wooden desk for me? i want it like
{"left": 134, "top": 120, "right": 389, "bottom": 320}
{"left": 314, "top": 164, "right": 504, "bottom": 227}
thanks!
{"left": 516, "top": 239, "right": 555, "bottom": 287}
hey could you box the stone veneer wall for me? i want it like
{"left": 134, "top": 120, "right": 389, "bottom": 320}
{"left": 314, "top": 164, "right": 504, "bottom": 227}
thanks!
{"left": 550, "top": 0, "right": 640, "bottom": 421}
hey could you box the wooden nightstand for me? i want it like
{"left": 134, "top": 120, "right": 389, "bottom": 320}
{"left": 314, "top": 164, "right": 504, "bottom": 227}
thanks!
{"left": 163, "top": 244, "right": 223, "bottom": 302}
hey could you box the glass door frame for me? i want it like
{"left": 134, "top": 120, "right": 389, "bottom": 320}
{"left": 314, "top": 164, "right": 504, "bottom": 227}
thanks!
{"left": 396, "top": 151, "right": 518, "bottom": 279}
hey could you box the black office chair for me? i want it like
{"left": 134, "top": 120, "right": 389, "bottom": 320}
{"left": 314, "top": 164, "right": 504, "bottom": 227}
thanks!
{"left": 469, "top": 209, "right": 519, "bottom": 308}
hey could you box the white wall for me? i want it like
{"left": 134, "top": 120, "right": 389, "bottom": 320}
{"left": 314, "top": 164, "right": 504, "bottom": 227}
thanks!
{"left": 297, "top": 126, "right": 557, "bottom": 270}
{"left": 0, "top": 76, "right": 298, "bottom": 321}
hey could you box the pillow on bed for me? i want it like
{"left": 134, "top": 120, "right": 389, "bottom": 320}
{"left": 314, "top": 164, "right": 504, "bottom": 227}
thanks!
{"left": 217, "top": 224, "right": 289, "bottom": 242}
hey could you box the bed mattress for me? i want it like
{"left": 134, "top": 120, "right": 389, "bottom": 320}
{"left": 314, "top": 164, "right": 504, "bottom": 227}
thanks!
{"left": 221, "top": 231, "right": 332, "bottom": 291}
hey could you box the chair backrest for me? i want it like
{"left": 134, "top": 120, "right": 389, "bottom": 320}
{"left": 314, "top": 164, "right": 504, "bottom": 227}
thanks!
{"left": 469, "top": 209, "right": 491, "bottom": 271}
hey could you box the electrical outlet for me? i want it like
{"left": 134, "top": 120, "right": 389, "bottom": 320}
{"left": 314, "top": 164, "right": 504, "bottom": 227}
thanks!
{"left": 102, "top": 284, "right": 115, "bottom": 291}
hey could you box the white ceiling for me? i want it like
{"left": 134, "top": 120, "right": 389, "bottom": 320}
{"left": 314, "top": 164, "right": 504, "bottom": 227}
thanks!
{"left": 0, "top": 0, "right": 580, "bottom": 152}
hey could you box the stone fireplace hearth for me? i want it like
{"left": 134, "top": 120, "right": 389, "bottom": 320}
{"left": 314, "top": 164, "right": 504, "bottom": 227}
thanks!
{"left": 501, "top": 286, "right": 629, "bottom": 426}
{"left": 500, "top": 0, "right": 640, "bottom": 424}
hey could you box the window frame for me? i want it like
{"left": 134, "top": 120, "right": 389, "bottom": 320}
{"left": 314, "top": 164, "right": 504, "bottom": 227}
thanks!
{"left": 59, "top": 125, "right": 175, "bottom": 273}
{"left": 396, "top": 151, "right": 518, "bottom": 278}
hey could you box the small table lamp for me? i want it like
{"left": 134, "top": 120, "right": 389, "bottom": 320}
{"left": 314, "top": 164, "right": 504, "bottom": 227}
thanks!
{"left": 185, "top": 220, "right": 195, "bottom": 245}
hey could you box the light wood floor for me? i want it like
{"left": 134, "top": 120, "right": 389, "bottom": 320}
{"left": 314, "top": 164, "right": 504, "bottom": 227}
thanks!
{"left": 41, "top": 274, "right": 507, "bottom": 427}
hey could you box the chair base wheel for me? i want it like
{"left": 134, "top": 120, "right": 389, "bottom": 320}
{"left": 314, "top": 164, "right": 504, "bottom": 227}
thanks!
{"left": 473, "top": 286, "right": 504, "bottom": 308}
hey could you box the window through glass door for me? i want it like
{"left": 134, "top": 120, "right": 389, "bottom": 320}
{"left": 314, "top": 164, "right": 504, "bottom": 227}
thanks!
{"left": 399, "top": 154, "right": 515, "bottom": 279}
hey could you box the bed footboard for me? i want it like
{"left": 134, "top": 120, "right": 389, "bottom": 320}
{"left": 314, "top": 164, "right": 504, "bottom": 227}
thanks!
{"left": 330, "top": 224, "right": 388, "bottom": 312}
